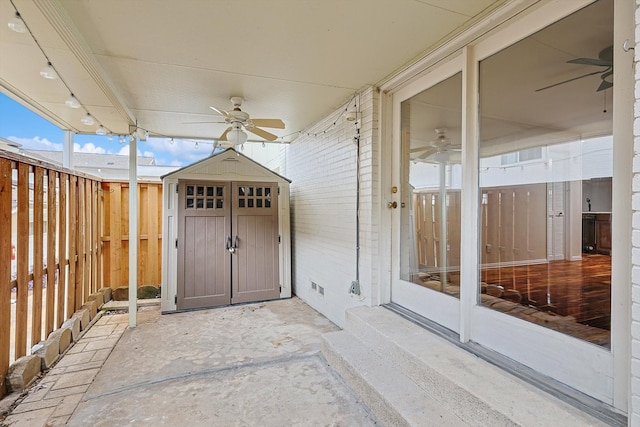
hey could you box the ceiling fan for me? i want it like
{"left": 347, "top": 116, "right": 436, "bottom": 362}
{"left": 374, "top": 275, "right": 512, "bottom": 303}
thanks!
{"left": 410, "top": 128, "right": 461, "bottom": 163}
{"left": 535, "top": 45, "right": 613, "bottom": 93}
{"left": 209, "top": 97, "right": 285, "bottom": 144}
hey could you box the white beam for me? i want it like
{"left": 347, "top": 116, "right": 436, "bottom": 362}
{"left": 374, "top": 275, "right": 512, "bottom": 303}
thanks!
{"left": 63, "top": 130, "right": 73, "bottom": 169}
{"left": 128, "top": 137, "right": 138, "bottom": 327}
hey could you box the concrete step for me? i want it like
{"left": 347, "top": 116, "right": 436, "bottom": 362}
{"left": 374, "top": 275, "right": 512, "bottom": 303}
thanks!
{"left": 322, "top": 306, "right": 610, "bottom": 427}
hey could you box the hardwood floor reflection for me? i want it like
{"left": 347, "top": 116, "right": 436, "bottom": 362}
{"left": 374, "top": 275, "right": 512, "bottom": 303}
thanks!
{"left": 415, "top": 255, "right": 611, "bottom": 346}
{"left": 477, "top": 254, "right": 611, "bottom": 346}
{"left": 480, "top": 254, "right": 611, "bottom": 327}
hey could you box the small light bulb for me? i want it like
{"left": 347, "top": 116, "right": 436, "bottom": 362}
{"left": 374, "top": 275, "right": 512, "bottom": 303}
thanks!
{"left": 39, "top": 62, "right": 57, "bottom": 79}
{"left": 195, "top": 142, "right": 199, "bottom": 149}
{"left": 8, "top": 12, "right": 27, "bottom": 33}
{"left": 65, "top": 94, "right": 80, "bottom": 108}
{"left": 96, "top": 125, "right": 107, "bottom": 136}
{"left": 80, "top": 114, "right": 94, "bottom": 126}
{"left": 169, "top": 138, "right": 174, "bottom": 144}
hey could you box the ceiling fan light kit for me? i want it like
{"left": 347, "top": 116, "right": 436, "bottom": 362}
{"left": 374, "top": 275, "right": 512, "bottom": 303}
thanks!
{"left": 209, "top": 97, "right": 285, "bottom": 143}
{"left": 227, "top": 127, "right": 248, "bottom": 145}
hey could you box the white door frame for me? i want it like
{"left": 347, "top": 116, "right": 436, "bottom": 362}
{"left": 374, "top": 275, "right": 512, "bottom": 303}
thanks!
{"left": 382, "top": 0, "right": 630, "bottom": 408}
{"left": 390, "top": 54, "right": 463, "bottom": 333}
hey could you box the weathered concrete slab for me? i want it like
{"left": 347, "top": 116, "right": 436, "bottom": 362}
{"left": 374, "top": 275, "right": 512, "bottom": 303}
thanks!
{"left": 72, "top": 309, "right": 90, "bottom": 331}
{"left": 101, "top": 298, "right": 160, "bottom": 311}
{"left": 62, "top": 299, "right": 379, "bottom": 426}
{"left": 50, "top": 327, "right": 73, "bottom": 354}
{"left": 112, "top": 286, "right": 128, "bottom": 301}
{"left": 34, "top": 333, "right": 62, "bottom": 370}
{"left": 62, "top": 317, "right": 81, "bottom": 342}
{"left": 98, "top": 287, "right": 112, "bottom": 303}
{"left": 81, "top": 299, "right": 98, "bottom": 320}
{"left": 6, "top": 355, "right": 41, "bottom": 392}
{"left": 68, "top": 356, "right": 377, "bottom": 427}
{"left": 87, "top": 292, "right": 104, "bottom": 308}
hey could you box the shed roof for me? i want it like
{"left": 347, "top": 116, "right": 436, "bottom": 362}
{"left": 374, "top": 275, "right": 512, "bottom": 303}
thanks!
{"left": 163, "top": 147, "right": 291, "bottom": 183}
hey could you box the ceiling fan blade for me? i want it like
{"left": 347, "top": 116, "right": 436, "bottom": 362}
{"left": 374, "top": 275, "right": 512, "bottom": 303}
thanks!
{"left": 567, "top": 58, "right": 611, "bottom": 67}
{"left": 597, "top": 79, "right": 613, "bottom": 92}
{"left": 535, "top": 70, "right": 602, "bottom": 92}
{"left": 218, "top": 127, "right": 232, "bottom": 141}
{"left": 182, "top": 121, "right": 227, "bottom": 124}
{"left": 210, "top": 106, "right": 231, "bottom": 118}
{"left": 416, "top": 147, "right": 438, "bottom": 160}
{"left": 247, "top": 126, "right": 278, "bottom": 141}
{"left": 250, "top": 118, "right": 285, "bottom": 129}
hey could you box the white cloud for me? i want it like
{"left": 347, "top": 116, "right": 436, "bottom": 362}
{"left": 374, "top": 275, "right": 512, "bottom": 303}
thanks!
{"left": 73, "top": 142, "right": 106, "bottom": 154}
{"left": 8, "top": 136, "right": 62, "bottom": 151}
{"left": 117, "top": 145, "right": 131, "bottom": 156}
{"left": 142, "top": 137, "right": 212, "bottom": 166}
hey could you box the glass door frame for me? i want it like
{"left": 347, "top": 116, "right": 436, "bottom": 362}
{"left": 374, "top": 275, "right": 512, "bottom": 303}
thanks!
{"left": 390, "top": 54, "right": 464, "bottom": 334}
{"left": 386, "top": 0, "right": 631, "bottom": 409}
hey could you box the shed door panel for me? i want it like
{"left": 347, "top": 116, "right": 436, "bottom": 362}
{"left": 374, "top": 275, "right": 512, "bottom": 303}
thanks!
{"left": 231, "top": 182, "right": 280, "bottom": 304}
{"left": 177, "top": 181, "right": 231, "bottom": 309}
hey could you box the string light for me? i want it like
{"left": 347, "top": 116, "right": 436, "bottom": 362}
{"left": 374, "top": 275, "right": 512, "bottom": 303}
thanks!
{"left": 81, "top": 113, "right": 95, "bottom": 126}
{"left": 65, "top": 94, "right": 81, "bottom": 109}
{"left": 297, "top": 93, "right": 359, "bottom": 139}
{"left": 9, "top": 3, "right": 112, "bottom": 136}
{"left": 7, "top": 12, "right": 26, "bottom": 33}
{"left": 39, "top": 62, "right": 57, "bottom": 79}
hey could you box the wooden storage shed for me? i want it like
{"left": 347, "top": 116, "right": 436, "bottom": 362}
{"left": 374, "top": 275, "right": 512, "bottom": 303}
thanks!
{"left": 161, "top": 148, "right": 291, "bottom": 312}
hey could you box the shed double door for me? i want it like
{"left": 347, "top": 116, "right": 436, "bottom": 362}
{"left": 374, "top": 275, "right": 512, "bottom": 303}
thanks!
{"left": 177, "top": 180, "right": 280, "bottom": 310}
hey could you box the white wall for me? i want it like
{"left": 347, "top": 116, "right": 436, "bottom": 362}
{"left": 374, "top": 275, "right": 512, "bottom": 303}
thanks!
{"left": 282, "top": 88, "right": 379, "bottom": 327}
{"left": 631, "top": 2, "right": 640, "bottom": 423}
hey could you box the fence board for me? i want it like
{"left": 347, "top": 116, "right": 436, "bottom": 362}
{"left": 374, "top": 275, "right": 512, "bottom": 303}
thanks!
{"left": 75, "top": 177, "right": 85, "bottom": 310}
{"left": 100, "top": 182, "right": 163, "bottom": 288}
{"left": 0, "top": 158, "right": 12, "bottom": 397}
{"left": 15, "top": 163, "right": 29, "bottom": 359}
{"left": 31, "top": 167, "right": 44, "bottom": 346}
{"left": 67, "top": 175, "right": 77, "bottom": 316}
{"left": 57, "top": 173, "right": 67, "bottom": 326}
{"left": 46, "top": 170, "right": 56, "bottom": 335}
{"left": 84, "top": 180, "right": 95, "bottom": 298}
{"left": 1, "top": 152, "right": 108, "bottom": 388}
{"left": 91, "top": 181, "right": 98, "bottom": 293}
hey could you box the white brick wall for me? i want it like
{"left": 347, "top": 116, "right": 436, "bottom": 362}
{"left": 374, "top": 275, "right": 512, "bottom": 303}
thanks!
{"left": 282, "top": 87, "right": 379, "bottom": 327}
{"left": 633, "top": 2, "right": 640, "bottom": 423}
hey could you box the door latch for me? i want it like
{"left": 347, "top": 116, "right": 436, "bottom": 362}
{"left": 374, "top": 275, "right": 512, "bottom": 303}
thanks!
{"left": 387, "top": 201, "right": 397, "bottom": 209}
{"left": 226, "top": 235, "right": 235, "bottom": 253}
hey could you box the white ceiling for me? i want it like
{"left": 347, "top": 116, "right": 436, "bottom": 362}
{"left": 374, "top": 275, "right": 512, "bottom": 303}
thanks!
{"left": 0, "top": 0, "right": 504, "bottom": 143}
{"left": 405, "top": 0, "right": 613, "bottom": 160}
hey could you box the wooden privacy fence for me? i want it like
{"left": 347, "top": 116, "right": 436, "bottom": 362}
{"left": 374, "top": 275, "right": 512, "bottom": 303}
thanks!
{"left": 0, "top": 151, "right": 163, "bottom": 399}
{"left": 101, "top": 182, "right": 162, "bottom": 288}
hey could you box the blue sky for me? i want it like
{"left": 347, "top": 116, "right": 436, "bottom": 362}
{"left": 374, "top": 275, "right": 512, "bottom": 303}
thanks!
{"left": 0, "top": 93, "right": 213, "bottom": 166}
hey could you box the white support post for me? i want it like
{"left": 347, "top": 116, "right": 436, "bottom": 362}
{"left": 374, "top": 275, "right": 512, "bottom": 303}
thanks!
{"left": 459, "top": 45, "right": 479, "bottom": 343}
{"left": 128, "top": 136, "right": 138, "bottom": 327}
{"left": 63, "top": 130, "right": 73, "bottom": 169}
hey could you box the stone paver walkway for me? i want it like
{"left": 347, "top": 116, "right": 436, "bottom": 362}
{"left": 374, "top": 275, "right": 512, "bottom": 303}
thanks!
{"left": 2, "top": 310, "right": 133, "bottom": 426}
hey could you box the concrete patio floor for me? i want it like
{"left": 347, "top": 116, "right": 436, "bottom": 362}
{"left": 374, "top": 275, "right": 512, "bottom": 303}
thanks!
{"left": 2, "top": 297, "right": 379, "bottom": 426}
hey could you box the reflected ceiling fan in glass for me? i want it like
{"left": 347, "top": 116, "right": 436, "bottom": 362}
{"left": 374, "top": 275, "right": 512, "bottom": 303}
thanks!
{"left": 411, "top": 128, "right": 461, "bottom": 163}
{"left": 535, "top": 45, "right": 613, "bottom": 92}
